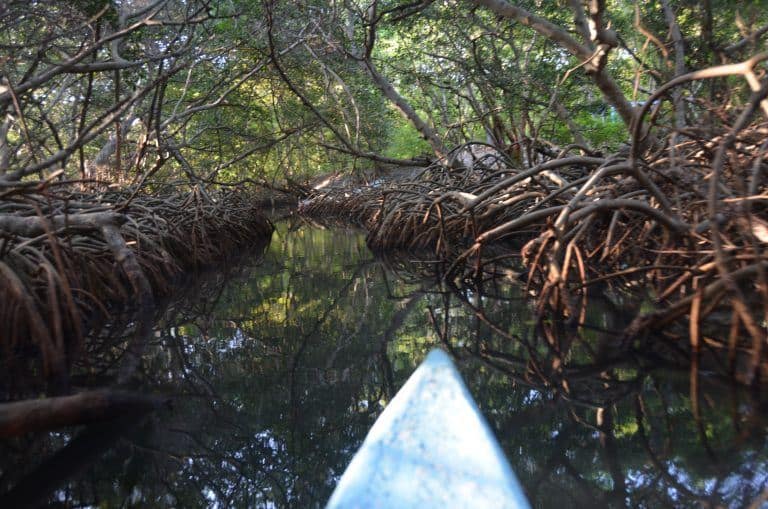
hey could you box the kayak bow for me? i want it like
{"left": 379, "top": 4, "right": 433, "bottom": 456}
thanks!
{"left": 327, "top": 348, "right": 531, "bottom": 509}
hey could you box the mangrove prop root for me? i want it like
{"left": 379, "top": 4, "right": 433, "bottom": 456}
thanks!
{"left": 0, "top": 186, "right": 274, "bottom": 392}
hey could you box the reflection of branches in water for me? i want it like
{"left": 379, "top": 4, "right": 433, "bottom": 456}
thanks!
{"left": 101, "top": 237, "right": 392, "bottom": 507}
{"left": 286, "top": 255, "right": 375, "bottom": 452}
{"left": 71, "top": 241, "right": 272, "bottom": 388}
{"left": 0, "top": 242, "right": 273, "bottom": 507}
{"left": 371, "top": 249, "right": 768, "bottom": 508}
{"left": 377, "top": 250, "right": 640, "bottom": 403}
{"left": 463, "top": 293, "right": 765, "bottom": 506}
{"left": 156, "top": 424, "right": 291, "bottom": 507}
{"left": 0, "top": 186, "right": 275, "bottom": 398}
{"left": 376, "top": 243, "right": 522, "bottom": 296}
{"left": 634, "top": 393, "right": 701, "bottom": 503}
{"left": 4, "top": 229, "right": 767, "bottom": 507}
{"left": 0, "top": 417, "right": 144, "bottom": 509}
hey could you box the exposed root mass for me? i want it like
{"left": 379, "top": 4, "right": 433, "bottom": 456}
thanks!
{"left": 301, "top": 120, "right": 768, "bottom": 378}
{"left": 0, "top": 185, "right": 273, "bottom": 392}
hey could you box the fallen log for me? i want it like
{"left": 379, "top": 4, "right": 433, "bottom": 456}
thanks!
{"left": 0, "top": 390, "right": 170, "bottom": 438}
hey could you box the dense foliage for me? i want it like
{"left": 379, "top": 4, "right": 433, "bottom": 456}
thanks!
{"left": 1, "top": 0, "right": 766, "bottom": 186}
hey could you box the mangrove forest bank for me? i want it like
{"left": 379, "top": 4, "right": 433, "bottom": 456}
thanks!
{"left": 1, "top": 183, "right": 274, "bottom": 401}
{"left": 300, "top": 107, "right": 768, "bottom": 384}
{"left": 1, "top": 0, "right": 766, "bottom": 383}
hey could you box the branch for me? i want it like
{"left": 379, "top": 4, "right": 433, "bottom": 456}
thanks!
{"left": 359, "top": 58, "right": 448, "bottom": 158}
{"left": 0, "top": 5, "right": 165, "bottom": 105}
{"left": 317, "top": 142, "right": 432, "bottom": 167}
{"left": 568, "top": 198, "right": 690, "bottom": 233}
{"left": 724, "top": 22, "right": 768, "bottom": 54}
{"left": 265, "top": 2, "right": 357, "bottom": 153}
{"left": 471, "top": 0, "right": 635, "bottom": 127}
{"left": 568, "top": 0, "right": 593, "bottom": 47}
{"left": 0, "top": 64, "right": 185, "bottom": 181}
{"left": 472, "top": 0, "right": 591, "bottom": 60}
{"left": 631, "top": 52, "right": 768, "bottom": 161}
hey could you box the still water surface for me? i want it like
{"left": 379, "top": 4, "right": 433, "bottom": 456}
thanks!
{"left": 3, "top": 219, "right": 768, "bottom": 508}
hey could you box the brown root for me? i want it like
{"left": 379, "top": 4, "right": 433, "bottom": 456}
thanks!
{"left": 0, "top": 185, "right": 274, "bottom": 393}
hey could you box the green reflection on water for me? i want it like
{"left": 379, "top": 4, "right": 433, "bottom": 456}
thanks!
{"left": 2, "top": 219, "right": 768, "bottom": 508}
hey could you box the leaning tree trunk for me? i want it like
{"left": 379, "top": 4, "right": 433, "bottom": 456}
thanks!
{"left": 662, "top": 0, "right": 687, "bottom": 131}
{"left": 360, "top": 58, "right": 448, "bottom": 159}
{"left": 472, "top": 0, "right": 636, "bottom": 129}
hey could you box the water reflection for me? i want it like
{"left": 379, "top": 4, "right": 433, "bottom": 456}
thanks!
{"left": 1, "top": 218, "right": 767, "bottom": 508}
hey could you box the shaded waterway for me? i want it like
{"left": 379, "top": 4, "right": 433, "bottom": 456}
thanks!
{"left": 2, "top": 218, "right": 768, "bottom": 508}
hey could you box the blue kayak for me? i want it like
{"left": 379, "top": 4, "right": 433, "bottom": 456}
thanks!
{"left": 327, "top": 349, "right": 531, "bottom": 509}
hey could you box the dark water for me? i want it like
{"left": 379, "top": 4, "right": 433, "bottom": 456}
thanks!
{"left": 2, "top": 219, "right": 768, "bottom": 508}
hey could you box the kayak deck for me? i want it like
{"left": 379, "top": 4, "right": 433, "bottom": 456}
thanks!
{"left": 327, "top": 349, "right": 530, "bottom": 509}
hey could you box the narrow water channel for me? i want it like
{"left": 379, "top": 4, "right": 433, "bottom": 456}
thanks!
{"left": 2, "top": 218, "right": 767, "bottom": 508}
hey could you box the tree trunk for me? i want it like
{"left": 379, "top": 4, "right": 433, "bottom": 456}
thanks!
{"left": 662, "top": 0, "right": 687, "bottom": 130}
{"left": 88, "top": 116, "right": 141, "bottom": 181}
{"left": 361, "top": 59, "right": 448, "bottom": 158}
{"left": 0, "top": 111, "right": 11, "bottom": 174}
